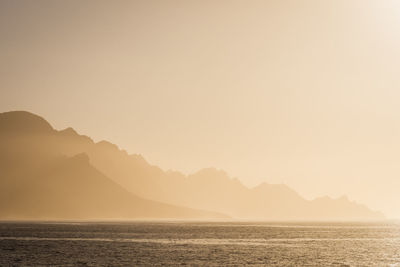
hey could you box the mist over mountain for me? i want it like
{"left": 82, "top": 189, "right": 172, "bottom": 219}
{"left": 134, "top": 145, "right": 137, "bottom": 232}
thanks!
{"left": 0, "top": 111, "right": 384, "bottom": 220}
{"left": 0, "top": 111, "right": 226, "bottom": 220}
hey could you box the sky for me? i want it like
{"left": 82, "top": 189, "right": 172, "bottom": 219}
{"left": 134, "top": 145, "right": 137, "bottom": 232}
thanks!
{"left": 1, "top": 0, "right": 400, "bottom": 218}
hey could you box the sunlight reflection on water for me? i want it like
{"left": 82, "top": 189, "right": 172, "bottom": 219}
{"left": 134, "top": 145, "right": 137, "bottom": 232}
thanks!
{"left": 1, "top": 222, "right": 400, "bottom": 266}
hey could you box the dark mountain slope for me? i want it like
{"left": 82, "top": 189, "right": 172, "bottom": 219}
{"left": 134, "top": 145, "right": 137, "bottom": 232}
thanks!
{"left": 0, "top": 111, "right": 227, "bottom": 220}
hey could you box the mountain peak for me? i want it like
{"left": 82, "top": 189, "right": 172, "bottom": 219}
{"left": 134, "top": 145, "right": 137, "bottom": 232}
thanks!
{"left": 0, "top": 111, "right": 54, "bottom": 134}
{"left": 96, "top": 140, "right": 120, "bottom": 151}
{"left": 59, "top": 127, "right": 78, "bottom": 136}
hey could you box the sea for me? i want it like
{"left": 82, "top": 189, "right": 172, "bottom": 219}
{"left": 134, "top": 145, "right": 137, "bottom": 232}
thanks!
{"left": 0, "top": 221, "right": 399, "bottom": 266}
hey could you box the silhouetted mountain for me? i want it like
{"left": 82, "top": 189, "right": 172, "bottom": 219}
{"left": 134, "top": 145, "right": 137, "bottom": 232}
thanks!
{"left": 0, "top": 111, "right": 384, "bottom": 220}
{"left": 0, "top": 111, "right": 227, "bottom": 220}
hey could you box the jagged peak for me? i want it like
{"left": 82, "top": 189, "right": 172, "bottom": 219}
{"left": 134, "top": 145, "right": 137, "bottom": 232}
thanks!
{"left": 129, "top": 153, "right": 149, "bottom": 165}
{"left": 96, "top": 140, "right": 120, "bottom": 151}
{"left": 58, "top": 127, "right": 94, "bottom": 144}
{"left": 59, "top": 127, "right": 78, "bottom": 136}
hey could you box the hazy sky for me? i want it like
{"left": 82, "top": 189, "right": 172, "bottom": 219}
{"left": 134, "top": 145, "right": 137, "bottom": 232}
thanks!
{"left": 1, "top": 0, "right": 400, "bottom": 217}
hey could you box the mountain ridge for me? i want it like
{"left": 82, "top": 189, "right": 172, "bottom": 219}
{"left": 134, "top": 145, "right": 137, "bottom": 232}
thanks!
{"left": 0, "top": 111, "right": 385, "bottom": 220}
{"left": 0, "top": 111, "right": 228, "bottom": 220}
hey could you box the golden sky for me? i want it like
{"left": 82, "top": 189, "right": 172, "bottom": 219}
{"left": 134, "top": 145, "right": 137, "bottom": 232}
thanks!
{"left": 1, "top": 0, "right": 400, "bottom": 218}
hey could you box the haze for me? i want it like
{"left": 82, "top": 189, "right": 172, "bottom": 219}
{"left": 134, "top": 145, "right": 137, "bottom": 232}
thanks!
{"left": 1, "top": 0, "right": 400, "bottom": 218}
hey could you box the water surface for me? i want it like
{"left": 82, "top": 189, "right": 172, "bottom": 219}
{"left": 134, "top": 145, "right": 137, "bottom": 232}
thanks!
{"left": 0, "top": 221, "right": 399, "bottom": 266}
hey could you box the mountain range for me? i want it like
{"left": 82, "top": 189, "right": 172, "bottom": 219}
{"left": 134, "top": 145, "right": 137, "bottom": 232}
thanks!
{"left": 0, "top": 111, "right": 384, "bottom": 220}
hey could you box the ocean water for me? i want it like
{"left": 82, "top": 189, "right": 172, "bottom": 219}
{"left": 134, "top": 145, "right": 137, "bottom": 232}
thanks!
{"left": 0, "top": 221, "right": 399, "bottom": 266}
